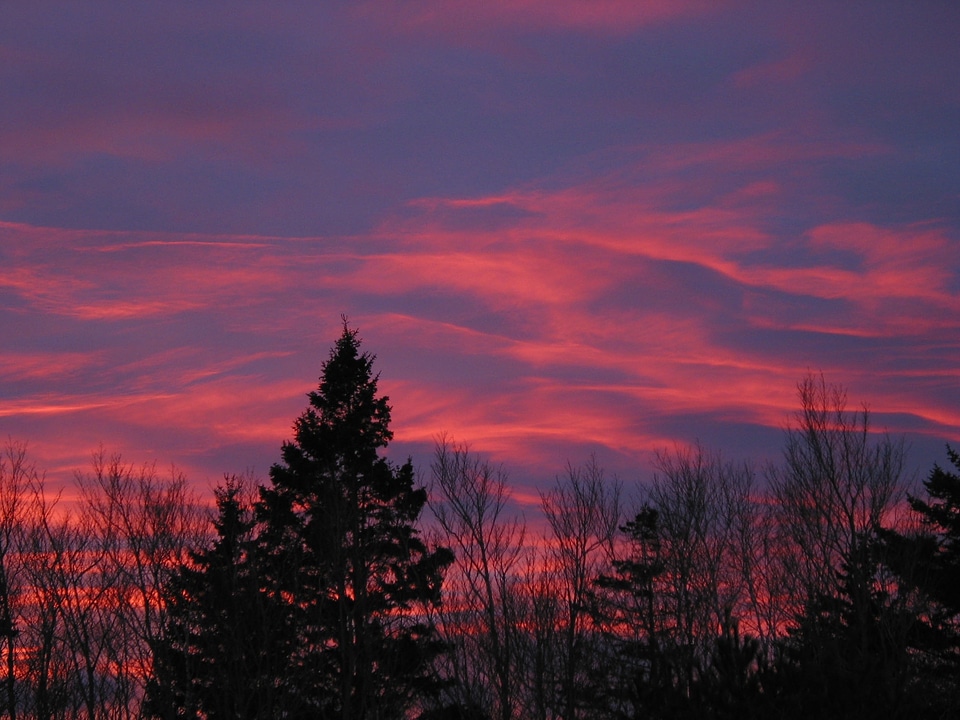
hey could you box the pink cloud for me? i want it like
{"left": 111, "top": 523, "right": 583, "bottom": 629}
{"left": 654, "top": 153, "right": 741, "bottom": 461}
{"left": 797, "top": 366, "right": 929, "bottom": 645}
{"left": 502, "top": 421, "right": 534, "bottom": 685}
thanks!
{"left": 3, "top": 129, "right": 957, "bottom": 490}
{"left": 0, "top": 223, "right": 302, "bottom": 320}
{"left": 0, "top": 397, "right": 111, "bottom": 418}
{"left": 378, "top": 169, "right": 958, "bottom": 349}
{"left": 0, "top": 351, "right": 103, "bottom": 384}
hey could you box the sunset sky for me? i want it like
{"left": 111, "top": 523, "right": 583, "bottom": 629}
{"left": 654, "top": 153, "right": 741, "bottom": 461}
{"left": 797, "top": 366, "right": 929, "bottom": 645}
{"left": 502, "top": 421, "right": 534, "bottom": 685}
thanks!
{"left": 2, "top": 2, "right": 959, "bottom": 504}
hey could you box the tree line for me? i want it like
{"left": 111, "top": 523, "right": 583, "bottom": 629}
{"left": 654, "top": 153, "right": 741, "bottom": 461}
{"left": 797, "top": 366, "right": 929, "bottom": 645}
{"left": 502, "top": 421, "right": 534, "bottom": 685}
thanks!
{"left": 1, "top": 324, "right": 958, "bottom": 719}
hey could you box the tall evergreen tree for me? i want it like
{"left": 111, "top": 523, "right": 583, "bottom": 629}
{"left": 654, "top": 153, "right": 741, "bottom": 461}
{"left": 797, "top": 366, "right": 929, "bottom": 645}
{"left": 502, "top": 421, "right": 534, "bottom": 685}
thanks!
{"left": 255, "top": 322, "right": 452, "bottom": 719}
{"left": 148, "top": 323, "right": 452, "bottom": 720}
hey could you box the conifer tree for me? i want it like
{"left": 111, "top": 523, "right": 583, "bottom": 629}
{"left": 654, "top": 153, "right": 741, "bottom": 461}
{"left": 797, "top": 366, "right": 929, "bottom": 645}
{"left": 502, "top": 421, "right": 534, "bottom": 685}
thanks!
{"left": 255, "top": 322, "right": 452, "bottom": 719}
{"left": 148, "top": 323, "right": 452, "bottom": 720}
{"left": 879, "top": 447, "right": 960, "bottom": 714}
{"left": 146, "top": 479, "right": 294, "bottom": 720}
{"left": 903, "top": 446, "right": 960, "bottom": 616}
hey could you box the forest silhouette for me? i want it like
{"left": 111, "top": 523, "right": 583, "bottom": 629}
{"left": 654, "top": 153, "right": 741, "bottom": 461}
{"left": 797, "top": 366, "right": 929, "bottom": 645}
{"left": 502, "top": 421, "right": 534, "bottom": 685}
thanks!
{"left": 0, "top": 324, "right": 957, "bottom": 719}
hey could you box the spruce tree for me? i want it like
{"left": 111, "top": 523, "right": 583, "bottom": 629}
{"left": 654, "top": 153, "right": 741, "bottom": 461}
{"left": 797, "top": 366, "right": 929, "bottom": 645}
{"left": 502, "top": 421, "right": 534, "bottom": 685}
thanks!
{"left": 148, "top": 323, "right": 452, "bottom": 720}
{"left": 255, "top": 322, "right": 452, "bottom": 719}
{"left": 146, "top": 479, "right": 296, "bottom": 720}
{"left": 879, "top": 447, "right": 960, "bottom": 714}
{"left": 904, "top": 446, "right": 960, "bottom": 615}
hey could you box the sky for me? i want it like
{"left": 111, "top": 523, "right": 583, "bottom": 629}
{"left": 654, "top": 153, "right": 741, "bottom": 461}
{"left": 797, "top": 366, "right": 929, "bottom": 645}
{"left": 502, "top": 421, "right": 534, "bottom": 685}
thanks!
{"left": 2, "top": 2, "right": 959, "bottom": 505}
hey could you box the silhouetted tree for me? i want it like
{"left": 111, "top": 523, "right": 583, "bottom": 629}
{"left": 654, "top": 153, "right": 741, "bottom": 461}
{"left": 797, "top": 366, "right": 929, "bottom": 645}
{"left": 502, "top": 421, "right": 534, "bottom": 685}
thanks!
{"left": 429, "top": 437, "right": 526, "bottom": 720}
{"left": 255, "top": 322, "right": 453, "bottom": 719}
{"left": 77, "top": 450, "right": 205, "bottom": 716}
{"left": 646, "top": 445, "right": 757, "bottom": 688}
{"left": 879, "top": 446, "right": 960, "bottom": 715}
{"left": 590, "top": 447, "right": 765, "bottom": 720}
{"left": 696, "top": 615, "right": 769, "bottom": 720}
{"left": 0, "top": 442, "right": 33, "bottom": 720}
{"left": 775, "top": 533, "right": 917, "bottom": 720}
{"left": 766, "top": 376, "right": 915, "bottom": 719}
{"left": 148, "top": 323, "right": 452, "bottom": 720}
{"left": 521, "top": 545, "right": 562, "bottom": 720}
{"left": 591, "top": 506, "right": 671, "bottom": 719}
{"left": 540, "top": 458, "right": 621, "bottom": 720}
{"left": 893, "top": 446, "right": 960, "bottom": 618}
{"left": 146, "top": 478, "right": 293, "bottom": 720}
{"left": 767, "top": 375, "right": 905, "bottom": 616}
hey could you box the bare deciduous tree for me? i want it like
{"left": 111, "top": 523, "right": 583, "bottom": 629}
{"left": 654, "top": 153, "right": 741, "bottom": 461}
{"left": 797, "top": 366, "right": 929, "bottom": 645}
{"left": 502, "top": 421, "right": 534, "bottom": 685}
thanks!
{"left": 429, "top": 436, "right": 527, "bottom": 720}
{"left": 540, "top": 457, "right": 621, "bottom": 720}
{"left": 646, "top": 444, "right": 758, "bottom": 686}
{"left": 767, "top": 374, "right": 906, "bottom": 611}
{"left": 76, "top": 448, "right": 206, "bottom": 708}
{"left": 0, "top": 445, "right": 204, "bottom": 720}
{"left": 520, "top": 546, "right": 562, "bottom": 720}
{"left": 0, "top": 441, "right": 36, "bottom": 720}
